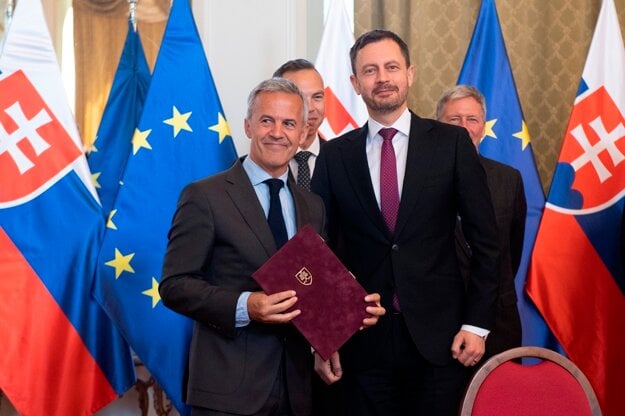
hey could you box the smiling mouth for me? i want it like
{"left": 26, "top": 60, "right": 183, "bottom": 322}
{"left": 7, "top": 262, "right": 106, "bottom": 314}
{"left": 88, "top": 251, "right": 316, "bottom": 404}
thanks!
{"left": 264, "top": 142, "right": 288, "bottom": 150}
{"left": 374, "top": 88, "right": 397, "bottom": 96}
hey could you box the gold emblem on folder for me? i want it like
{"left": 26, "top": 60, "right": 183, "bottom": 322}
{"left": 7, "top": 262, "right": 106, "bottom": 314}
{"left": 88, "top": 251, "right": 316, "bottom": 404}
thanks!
{"left": 295, "top": 267, "right": 313, "bottom": 286}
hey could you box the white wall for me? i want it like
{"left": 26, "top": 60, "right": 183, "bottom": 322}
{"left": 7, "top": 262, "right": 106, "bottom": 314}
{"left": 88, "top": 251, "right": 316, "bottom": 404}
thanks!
{"left": 192, "top": 0, "right": 324, "bottom": 157}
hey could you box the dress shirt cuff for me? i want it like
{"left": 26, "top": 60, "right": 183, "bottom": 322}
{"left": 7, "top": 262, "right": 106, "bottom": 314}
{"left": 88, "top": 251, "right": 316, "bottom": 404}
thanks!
{"left": 461, "top": 324, "right": 490, "bottom": 339}
{"left": 235, "top": 291, "right": 252, "bottom": 327}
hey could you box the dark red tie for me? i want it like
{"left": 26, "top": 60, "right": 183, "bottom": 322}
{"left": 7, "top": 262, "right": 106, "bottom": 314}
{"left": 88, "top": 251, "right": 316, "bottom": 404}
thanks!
{"left": 379, "top": 128, "right": 402, "bottom": 312}
{"left": 379, "top": 128, "right": 399, "bottom": 233}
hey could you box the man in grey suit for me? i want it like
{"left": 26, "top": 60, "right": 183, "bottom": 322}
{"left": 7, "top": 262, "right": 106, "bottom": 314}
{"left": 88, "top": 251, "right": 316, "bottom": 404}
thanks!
{"left": 311, "top": 30, "right": 499, "bottom": 416}
{"left": 159, "top": 78, "right": 383, "bottom": 416}
{"left": 437, "top": 85, "right": 526, "bottom": 360}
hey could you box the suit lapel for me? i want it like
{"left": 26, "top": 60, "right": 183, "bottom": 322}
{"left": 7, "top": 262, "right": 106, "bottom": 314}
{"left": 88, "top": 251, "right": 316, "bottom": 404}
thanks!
{"left": 340, "top": 124, "right": 390, "bottom": 236}
{"left": 224, "top": 162, "right": 277, "bottom": 256}
{"left": 394, "top": 113, "right": 436, "bottom": 236}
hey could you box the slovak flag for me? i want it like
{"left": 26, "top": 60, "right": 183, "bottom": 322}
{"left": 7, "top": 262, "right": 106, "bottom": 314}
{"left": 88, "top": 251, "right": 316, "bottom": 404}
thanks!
{"left": 526, "top": 0, "right": 625, "bottom": 414}
{"left": 0, "top": 0, "right": 135, "bottom": 414}
{"left": 315, "top": 0, "right": 367, "bottom": 140}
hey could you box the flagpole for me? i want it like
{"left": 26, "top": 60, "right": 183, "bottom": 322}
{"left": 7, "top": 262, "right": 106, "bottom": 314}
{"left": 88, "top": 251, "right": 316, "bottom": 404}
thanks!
{"left": 128, "top": 0, "right": 137, "bottom": 32}
{"left": 4, "top": 0, "right": 13, "bottom": 27}
{"left": 1, "top": 0, "right": 15, "bottom": 56}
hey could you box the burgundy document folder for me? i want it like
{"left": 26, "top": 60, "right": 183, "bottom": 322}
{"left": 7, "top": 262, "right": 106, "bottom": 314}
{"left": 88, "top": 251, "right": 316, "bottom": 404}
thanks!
{"left": 252, "top": 224, "right": 369, "bottom": 361}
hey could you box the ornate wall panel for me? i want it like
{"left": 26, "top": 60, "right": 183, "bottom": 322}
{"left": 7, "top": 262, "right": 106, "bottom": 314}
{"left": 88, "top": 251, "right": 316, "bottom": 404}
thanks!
{"left": 355, "top": 0, "right": 625, "bottom": 192}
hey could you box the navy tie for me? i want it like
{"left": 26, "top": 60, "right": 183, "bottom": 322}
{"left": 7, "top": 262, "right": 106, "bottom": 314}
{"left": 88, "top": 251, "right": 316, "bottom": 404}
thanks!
{"left": 294, "top": 151, "right": 313, "bottom": 191}
{"left": 264, "top": 179, "right": 288, "bottom": 249}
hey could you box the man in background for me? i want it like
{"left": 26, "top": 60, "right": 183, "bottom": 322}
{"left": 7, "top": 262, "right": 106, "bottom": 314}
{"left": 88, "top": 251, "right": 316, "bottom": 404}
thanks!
{"left": 437, "top": 85, "right": 526, "bottom": 359}
{"left": 312, "top": 30, "right": 499, "bottom": 416}
{"left": 274, "top": 59, "right": 326, "bottom": 191}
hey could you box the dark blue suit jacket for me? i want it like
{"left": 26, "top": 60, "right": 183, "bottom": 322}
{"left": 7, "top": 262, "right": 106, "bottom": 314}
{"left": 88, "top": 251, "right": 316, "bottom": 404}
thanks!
{"left": 312, "top": 112, "right": 499, "bottom": 366}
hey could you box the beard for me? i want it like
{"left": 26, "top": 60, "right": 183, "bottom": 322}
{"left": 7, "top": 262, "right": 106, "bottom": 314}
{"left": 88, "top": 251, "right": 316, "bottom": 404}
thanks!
{"left": 362, "top": 83, "right": 409, "bottom": 114}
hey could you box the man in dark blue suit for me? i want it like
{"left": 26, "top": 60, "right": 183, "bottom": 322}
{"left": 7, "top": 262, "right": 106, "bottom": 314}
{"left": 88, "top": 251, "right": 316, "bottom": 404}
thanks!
{"left": 311, "top": 30, "right": 500, "bottom": 416}
{"left": 274, "top": 59, "right": 327, "bottom": 191}
{"left": 437, "top": 85, "right": 527, "bottom": 360}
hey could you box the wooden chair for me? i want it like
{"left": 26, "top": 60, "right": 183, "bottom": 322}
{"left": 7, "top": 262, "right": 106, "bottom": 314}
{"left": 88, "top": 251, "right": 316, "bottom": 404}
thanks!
{"left": 459, "top": 346, "right": 602, "bottom": 416}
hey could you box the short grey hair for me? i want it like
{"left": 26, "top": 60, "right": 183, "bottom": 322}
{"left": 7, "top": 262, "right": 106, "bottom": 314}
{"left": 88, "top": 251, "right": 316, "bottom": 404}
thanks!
{"left": 436, "top": 85, "right": 487, "bottom": 121}
{"left": 246, "top": 77, "right": 308, "bottom": 124}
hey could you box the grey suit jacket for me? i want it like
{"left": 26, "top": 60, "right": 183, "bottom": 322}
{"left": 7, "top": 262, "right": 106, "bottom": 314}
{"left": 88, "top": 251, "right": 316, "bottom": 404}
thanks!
{"left": 312, "top": 112, "right": 500, "bottom": 366}
{"left": 160, "top": 160, "right": 325, "bottom": 415}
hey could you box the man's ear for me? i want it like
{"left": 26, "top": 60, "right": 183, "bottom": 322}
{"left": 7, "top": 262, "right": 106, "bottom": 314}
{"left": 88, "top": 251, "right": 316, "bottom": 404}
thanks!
{"left": 407, "top": 64, "right": 415, "bottom": 88}
{"left": 299, "top": 124, "right": 309, "bottom": 146}
{"left": 350, "top": 74, "right": 361, "bottom": 95}
{"left": 243, "top": 118, "right": 252, "bottom": 139}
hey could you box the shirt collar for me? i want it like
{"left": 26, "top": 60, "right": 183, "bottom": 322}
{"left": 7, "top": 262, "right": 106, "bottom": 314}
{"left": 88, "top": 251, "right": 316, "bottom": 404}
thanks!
{"left": 242, "top": 156, "right": 289, "bottom": 186}
{"left": 367, "top": 108, "right": 411, "bottom": 140}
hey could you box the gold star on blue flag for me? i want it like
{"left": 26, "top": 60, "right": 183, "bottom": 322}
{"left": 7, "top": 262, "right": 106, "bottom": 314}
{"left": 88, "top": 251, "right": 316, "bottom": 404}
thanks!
{"left": 93, "top": 1, "right": 238, "bottom": 414}
{"left": 87, "top": 20, "right": 151, "bottom": 216}
{"left": 457, "top": 0, "right": 558, "bottom": 351}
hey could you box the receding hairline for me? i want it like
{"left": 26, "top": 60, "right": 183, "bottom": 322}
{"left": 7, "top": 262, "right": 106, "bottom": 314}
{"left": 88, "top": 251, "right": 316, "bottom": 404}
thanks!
{"left": 349, "top": 29, "right": 411, "bottom": 74}
{"left": 272, "top": 58, "right": 319, "bottom": 78}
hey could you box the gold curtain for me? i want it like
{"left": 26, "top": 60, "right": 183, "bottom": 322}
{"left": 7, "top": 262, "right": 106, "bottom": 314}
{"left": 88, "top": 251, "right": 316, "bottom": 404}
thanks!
{"left": 355, "top": 0, "right": 625, "bottom": 192}
{"left": 73, "top": 0, "right": 169, "bottom": 151}
{"left": 0, "top": 0, "right": 8, "bottom": 39}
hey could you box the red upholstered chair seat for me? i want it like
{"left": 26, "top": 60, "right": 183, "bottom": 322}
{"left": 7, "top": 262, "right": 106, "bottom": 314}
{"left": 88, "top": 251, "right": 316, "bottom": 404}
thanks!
{"left": 459, "top": 346, "right": 602, "bottom": 416}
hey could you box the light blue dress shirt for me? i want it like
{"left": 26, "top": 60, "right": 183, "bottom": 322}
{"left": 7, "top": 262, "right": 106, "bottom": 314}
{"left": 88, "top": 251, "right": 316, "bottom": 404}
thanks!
{"left": 235, "top": 157, "right": 297, "bottom": 327}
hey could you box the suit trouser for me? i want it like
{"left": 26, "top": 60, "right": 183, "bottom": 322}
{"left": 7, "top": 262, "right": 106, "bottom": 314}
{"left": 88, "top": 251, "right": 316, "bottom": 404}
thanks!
{"left": 191, "top": 356, "right": 294, "bottom": 416}
{"left": 338, "top": 313, "right": 470, "bottom": 416}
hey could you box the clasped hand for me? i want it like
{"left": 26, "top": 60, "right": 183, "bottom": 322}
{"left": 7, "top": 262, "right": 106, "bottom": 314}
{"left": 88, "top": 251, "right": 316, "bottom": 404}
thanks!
{"left": 315, "top": 293, "right": 385, "bottom": 384}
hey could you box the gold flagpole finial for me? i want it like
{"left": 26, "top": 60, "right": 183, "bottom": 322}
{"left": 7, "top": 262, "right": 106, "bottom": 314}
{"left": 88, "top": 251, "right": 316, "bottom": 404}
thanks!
{"left": 128, "top": 0, "right": 138, "bottom": 32}
{"left": 5, "top": 0, "right": 15, "bottom": 28}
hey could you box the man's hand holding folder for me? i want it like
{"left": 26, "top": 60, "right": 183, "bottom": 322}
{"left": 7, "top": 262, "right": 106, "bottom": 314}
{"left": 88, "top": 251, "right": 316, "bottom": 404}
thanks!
{"left": 252, "top": 224, "right": 385, "bottom": 382}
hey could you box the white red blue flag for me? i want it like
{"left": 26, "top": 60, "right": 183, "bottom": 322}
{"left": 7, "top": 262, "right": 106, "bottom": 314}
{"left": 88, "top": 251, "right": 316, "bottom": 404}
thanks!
{"left": 0, "top": 0, "right": 135, "bottom": 414}
{"left": 315, "top": 0, "right": 367, "bottom": 140}
{"left": 527, "top": 0, "right": 625, "bottom": 414}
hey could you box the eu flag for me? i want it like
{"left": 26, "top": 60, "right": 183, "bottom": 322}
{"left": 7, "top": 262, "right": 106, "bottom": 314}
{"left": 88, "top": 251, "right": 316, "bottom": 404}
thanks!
{"left": 88, "top": 20, "right": 150, "bottom": 217}
{"left": 456, "top": 0, "right": 556, "bottom": 349}
{"left": 0, "top": 0, "right": 134, "bottom": 414}
{"left": 92, "top": 1, "right": 238, "bottom": 414}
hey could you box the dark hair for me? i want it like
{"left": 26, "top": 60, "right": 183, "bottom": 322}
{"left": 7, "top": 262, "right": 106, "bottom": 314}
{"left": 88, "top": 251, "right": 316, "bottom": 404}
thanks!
{"left": 273, "top": 59, "right": 317, "bottom": 77}
{"left": 349, "top": 29, "right": 411, "bottom": 74}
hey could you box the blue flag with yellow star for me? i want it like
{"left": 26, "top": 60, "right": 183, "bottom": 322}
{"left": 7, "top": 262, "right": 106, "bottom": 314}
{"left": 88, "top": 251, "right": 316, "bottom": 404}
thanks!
{"left": 93, "top": 1, "right": 238, "bottom": 414}
{"left": 87, "top": 20, "right": 151, "bottom": 217}
{"left": 457, "top": 0, "right": 557, "bottom": 350}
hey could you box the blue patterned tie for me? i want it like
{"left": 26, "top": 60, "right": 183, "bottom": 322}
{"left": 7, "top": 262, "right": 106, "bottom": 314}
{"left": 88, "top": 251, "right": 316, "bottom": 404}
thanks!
{"left": 294, "top": 151, "right": 313, "bottom": 191}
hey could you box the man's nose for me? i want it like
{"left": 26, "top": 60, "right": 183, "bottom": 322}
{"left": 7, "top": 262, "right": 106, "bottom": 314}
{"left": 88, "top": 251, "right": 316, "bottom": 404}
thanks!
{"left": 270, "top": 123, "right": 284, "bottom": 137}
